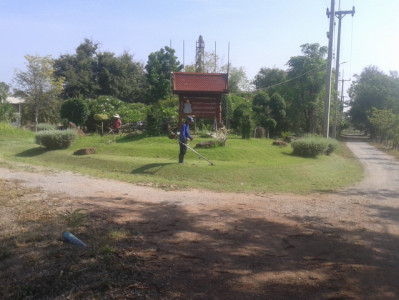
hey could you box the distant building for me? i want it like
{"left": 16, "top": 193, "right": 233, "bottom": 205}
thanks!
{"left": 173, "top": 72, "right": 229, "bottom": 130}
{"left": 5, "top": 96, "right": 25, "bottom": 126}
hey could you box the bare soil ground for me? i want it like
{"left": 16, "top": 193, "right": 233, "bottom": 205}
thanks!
{"left": 1, "top": 139, "right": 399, "bottom": 299}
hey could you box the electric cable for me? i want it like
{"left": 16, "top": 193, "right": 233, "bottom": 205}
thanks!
{"left": 261, "top": 64, "right": 325, "bottom": 90}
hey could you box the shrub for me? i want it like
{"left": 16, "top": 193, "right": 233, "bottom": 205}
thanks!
{"left": 37, "top": 123, "right": 57, "bottom": 131}
{"left": 146, "top": 106, "right": 163, "bottom": 136}
{"left": 291, "top": 136, "right": 339, "bottom": 157}
{"left": 35, "top": 129, "right": 78, "bottom": 149}
{"left": 60, "top": 98, "right": 89, "bottom": 126}
{"left": 325, "top": 138, "right": 339, "bottom": 155}
{"left": 0, "top": 102, "right": 16, "bottom": 122}
{"left": 281, "top": 131, "right": 292, "bottom": 142}
{"left": 241, "top": 113, "right": 252, "bottom": 139}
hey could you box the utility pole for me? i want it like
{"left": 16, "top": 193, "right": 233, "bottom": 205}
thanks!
{"left": 332, "top": 6, "right": 355, "bottom": 138}
{"left": 338, "top": 69, "right": 351, "bottom": 134}
{"left": 323, "top": 0, "right": 335, "bottom": 138}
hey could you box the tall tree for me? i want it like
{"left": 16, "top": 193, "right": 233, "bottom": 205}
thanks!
{"left": 60, "top": 98, "right": 89, "bottom": 126}
{"left": 14, "top": 55, "right": 64, "bottom": 130}
{"left": 251, "top": 91, "right": 286, "bottom": 137}
{"left": 348, "top": 66, "right": 399, "bottom": 133}
{"left": 253, "top": 68, "right": 287, "bottom": 95}
{"left": 286, "top": 43, "right": 327, "bottom": 133}
{"left": 269, "top": 93, "right": 287, "bottom": 134}
{"left": 368, "top": 108, "right": 398, "bottom": 144}
{"left": 228, "top": 67, "right": 251, "bottom": 93}
{"left": 145, "top": 46, "right": 183, "bottom": 103}
{"left": 97, "top": 51, "right": 147, "bottom": 102}
{"left": 54, "top": 39, "right": 100, "bottom": 99}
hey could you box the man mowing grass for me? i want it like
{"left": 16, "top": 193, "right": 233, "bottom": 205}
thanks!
{"left": 179, "top": 116, "right": 194, "bottom": 163}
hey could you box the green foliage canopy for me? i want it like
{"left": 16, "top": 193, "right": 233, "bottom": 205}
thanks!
{"left": 286, "top": 43, "right": 327, "bottom": 133}
{"left": 55, "top": 39, "right": 147, "bottom": 102}
{"left": 349, "top": 66, "right": 399, "bottom": 133}
{"left": 14, "top": 55, "right": 64, "bottom": 130}
{"left": 60, "top": 98, "right": 89, "bottom": 126}
{"left": 253, "top": 68, "right": 287, "bottom": 95}
{"left": 145, "top": 46, "right": 183, "bottom": 103}
{"left": 0, "top": 82, "right": 10, "bottom": 102}
{"left": 0, "top": 102, "right": 15, "bottom": 122}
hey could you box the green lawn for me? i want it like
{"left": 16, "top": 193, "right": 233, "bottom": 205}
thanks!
{"left": 0, "top": 124, "right": 364, "bottom": 193}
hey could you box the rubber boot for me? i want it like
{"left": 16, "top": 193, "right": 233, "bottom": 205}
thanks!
{"left": 179, "top": 154, "right": 184, "bottom": 163}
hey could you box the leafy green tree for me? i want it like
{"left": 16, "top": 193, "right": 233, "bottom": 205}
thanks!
{"left": 368, "top": 108, "right": 397, "bottom": 144}
{"left": 60, "top": 98, "right": 89, "bottom": 126}
{"left": 119, "top": 103, "right": 149, "bottom": 124}
{"left": 97, "top": 51, "right": 147, "bottom": 102}
{"left": 269, "top": 93, "right": 287, "bottom": 134}
{"left": 55, "top": 39, "right": 100, "bottom": 99}
{"left": 14, "top": 55, "right": 64, "bottom": 131}
{"left": 241, "top": 112, "right": 252, "bottom": 139}
{"left": 0, "top": 82, "right": 10, "bottom": 103}
{"left": 0, "top": 82, "right": 14, "bottom": 123}
{"left": 253, "top": 68, "right": 287, "bottom": 95}
{"left": 348, "top": 66, "right": 399, "bottom": 133}
{"left": 228, "top": 67, "right": 251, "bottom": 93}
{"left": 86, "top": 96, "right": 124, "bottom": 131}
{"left": 286, "top": 43, "right": 327, "bottom": 133}
{"left": 231, "top": 101, "right": 253, "bottom": 138}
{"left": 0, "top": 102, "right": 15, "bottom": 122}
{"left": 56, "top": 39, "right": 148, "bottom": 102}
{"left": 145, "top": 46, "right": 183, "bottom": 103}
{"left": 252, "top": 91, "right": 276, "bottom": 137}
{"left": 146, "top": 105, "right": 164, "bottom": 136}
{"left": 222, "top": 93, "right": 250, "bottom": 129}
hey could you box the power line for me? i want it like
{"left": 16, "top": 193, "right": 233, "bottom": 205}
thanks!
{"left": 261, "top": 65, "right": 324, "bottom": 90}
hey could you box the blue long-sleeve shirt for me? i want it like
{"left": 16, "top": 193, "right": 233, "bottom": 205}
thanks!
{"left": 179, "top": 123, "right": 192, "bottom": 142}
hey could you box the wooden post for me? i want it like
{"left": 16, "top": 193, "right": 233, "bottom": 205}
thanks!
{"left": 178, "top": 95, "right": 184, "bottom": 129}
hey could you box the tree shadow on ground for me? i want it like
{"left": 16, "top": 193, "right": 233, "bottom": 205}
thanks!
{"left": 1, "top": 189, "right": 399, "bottom": 299}
{"left": 15, "top": 147, "right": 47, "bottom": 157}
{"left": 115, "top": 133, "right": 148, "bottom": 143}
{"left": 131, "top": 163, "right": 174, "bottom": 175}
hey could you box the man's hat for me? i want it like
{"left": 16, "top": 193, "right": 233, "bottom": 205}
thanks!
{"left": 186, "top": 116, "right": 194, "bottom": 122}
{"left": 113, "top": 114, "right": 120, "bottom": 118}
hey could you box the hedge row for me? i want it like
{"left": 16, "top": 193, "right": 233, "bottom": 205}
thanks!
{"left": 291, "top": 136, "right": 339, "bottom": 157}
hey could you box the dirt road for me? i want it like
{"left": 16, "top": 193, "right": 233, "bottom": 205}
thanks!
{"left": 1, "top": 140, "right": 399, "bottom": 299}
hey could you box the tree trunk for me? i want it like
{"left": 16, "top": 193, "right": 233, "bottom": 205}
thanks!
{"left": 34, "top": 107, "right": 39, "bottom": 132}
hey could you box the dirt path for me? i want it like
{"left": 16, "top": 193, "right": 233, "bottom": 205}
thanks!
{"left": 1, "top": 140, "right": 399, "bottom": 299}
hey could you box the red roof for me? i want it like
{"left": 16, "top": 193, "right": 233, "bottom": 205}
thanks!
{"left": 173, "top": 72, "right": 229, "bottom": 94}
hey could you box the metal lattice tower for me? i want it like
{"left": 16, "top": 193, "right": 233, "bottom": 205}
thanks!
{"left": 195, "top": 35, "right": 205, "bottom": 73}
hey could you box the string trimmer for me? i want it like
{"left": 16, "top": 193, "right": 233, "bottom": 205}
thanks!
{"left": 179, "top": 141, "right": 214, "bottom": 166}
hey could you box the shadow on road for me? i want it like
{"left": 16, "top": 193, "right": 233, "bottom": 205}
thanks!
{"left": 2, "top": 190, "right": 399, "bottom": 299}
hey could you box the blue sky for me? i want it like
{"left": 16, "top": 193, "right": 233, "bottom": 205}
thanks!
{"left": 1, "top": 0, "right": 398, "bottom": 93}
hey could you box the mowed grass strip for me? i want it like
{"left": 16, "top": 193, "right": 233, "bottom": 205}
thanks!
{"left": 0, "top": 124, "right": 363, "bottom": 193}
